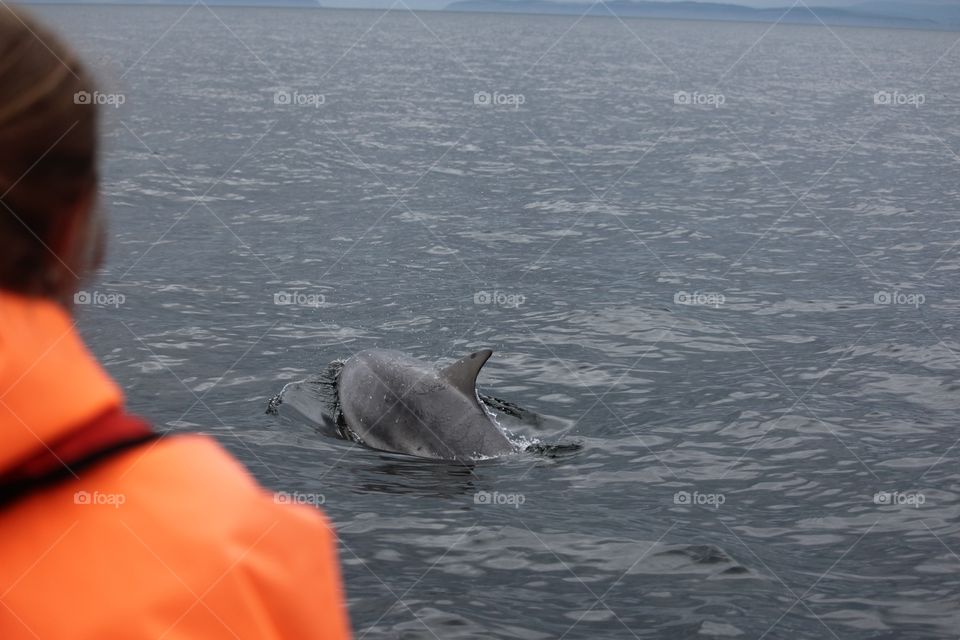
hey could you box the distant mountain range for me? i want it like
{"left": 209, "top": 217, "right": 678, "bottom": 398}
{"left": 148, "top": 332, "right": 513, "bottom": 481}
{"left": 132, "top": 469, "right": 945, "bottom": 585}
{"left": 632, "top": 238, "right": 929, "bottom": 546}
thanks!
{"left": 445, "top": 0, "right": 960, "bottom": 30}
{"left": 24, "top": 0, "right": 323, "bottom": 5}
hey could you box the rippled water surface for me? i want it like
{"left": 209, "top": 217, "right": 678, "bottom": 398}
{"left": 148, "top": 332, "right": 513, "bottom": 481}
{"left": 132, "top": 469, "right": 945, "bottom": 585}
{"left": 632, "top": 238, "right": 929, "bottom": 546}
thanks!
{"left": 38, "top": 5, "right": 960, "bottom": 638}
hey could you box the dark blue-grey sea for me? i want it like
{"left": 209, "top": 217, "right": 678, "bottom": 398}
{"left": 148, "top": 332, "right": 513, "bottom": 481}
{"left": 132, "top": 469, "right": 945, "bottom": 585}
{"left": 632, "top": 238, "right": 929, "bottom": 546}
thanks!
{"left": 38, "top": 4, "right": 960, "bottom": 637}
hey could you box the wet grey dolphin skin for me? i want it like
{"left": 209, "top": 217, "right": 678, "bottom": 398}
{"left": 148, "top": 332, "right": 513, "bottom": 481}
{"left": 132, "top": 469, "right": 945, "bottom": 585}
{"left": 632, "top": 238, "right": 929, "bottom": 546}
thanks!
{"left": 337, "top": 349, "right": 516, "bottom": 461}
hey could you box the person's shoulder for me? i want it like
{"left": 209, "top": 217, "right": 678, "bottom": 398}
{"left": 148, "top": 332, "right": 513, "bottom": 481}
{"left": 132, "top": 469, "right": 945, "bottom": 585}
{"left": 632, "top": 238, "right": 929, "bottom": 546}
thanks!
{"left": 104, "top": 433, "right": 334, "bottom": 537}
{"left": 0, "top": 434, "right": 350, "bottom": 640}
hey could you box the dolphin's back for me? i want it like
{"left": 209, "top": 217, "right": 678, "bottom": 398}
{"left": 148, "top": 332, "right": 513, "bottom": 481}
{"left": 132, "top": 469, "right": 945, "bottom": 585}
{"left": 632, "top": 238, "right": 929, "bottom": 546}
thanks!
{"left": 337, "top": 349, "right": 514, "bottom": 461}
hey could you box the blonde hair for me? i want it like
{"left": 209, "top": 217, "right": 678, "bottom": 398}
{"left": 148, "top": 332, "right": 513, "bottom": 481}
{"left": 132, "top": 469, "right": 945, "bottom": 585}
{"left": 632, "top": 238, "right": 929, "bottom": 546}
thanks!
{"left": 0, "top": 4, "right": 100, "bottom": 300}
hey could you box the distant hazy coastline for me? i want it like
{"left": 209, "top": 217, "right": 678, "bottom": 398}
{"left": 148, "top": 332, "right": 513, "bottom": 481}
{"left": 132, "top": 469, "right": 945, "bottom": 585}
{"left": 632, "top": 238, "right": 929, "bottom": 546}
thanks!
{"left": 20, "top": 0, "right": 960, "bottom": 31}
{"left": 447, "top": 0, "right": 956, "bottom": 30}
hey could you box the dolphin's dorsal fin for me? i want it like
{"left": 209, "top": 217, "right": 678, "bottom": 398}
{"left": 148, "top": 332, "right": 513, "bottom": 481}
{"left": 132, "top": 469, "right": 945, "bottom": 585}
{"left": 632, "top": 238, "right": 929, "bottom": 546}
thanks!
{"left": 441, "top": 349, "right": 493, "bottom": 396}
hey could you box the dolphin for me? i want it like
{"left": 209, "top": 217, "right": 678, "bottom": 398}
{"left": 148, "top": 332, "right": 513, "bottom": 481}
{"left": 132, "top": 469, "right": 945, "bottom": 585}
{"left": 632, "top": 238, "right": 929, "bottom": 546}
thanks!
{"left": 336, "top": 348, "right": 516, "bottom": 461}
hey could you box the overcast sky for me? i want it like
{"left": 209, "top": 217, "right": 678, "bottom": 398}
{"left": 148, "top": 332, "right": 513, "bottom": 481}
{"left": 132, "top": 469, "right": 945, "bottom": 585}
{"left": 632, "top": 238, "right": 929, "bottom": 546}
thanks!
{"left": 321, "top": 0, "right": 960, "bottom": 10}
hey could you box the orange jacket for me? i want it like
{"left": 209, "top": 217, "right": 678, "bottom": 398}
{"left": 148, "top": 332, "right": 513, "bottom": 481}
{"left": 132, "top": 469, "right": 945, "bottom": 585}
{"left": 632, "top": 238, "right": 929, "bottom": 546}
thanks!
{"left": 0, "top": 292, "right": 352, "bottom": 639}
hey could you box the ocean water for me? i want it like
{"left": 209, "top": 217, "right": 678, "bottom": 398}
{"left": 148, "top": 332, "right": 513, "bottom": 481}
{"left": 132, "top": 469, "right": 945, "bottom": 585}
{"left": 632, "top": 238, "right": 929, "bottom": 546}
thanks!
{"left": 34, "top": 4, "right": 960, "bottom": 638}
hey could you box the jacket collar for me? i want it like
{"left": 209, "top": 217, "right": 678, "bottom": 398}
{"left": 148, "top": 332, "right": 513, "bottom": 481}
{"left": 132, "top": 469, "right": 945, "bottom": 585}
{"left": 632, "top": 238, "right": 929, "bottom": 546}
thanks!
{"left": 0, "top": 291, "right": 122, "bottom": 473}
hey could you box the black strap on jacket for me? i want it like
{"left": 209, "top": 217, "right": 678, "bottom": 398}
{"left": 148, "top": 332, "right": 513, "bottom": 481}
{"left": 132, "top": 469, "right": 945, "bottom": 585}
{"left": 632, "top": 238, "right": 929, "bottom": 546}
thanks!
{"left": 0, "top": 409, "right": 159, "bottom": 509}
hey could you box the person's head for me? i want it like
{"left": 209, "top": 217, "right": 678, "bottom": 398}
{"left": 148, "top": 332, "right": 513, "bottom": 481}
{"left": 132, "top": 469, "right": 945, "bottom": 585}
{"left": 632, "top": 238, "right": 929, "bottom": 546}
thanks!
{"left": 0, "top": 5, "right": 101, "bottom": 305}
